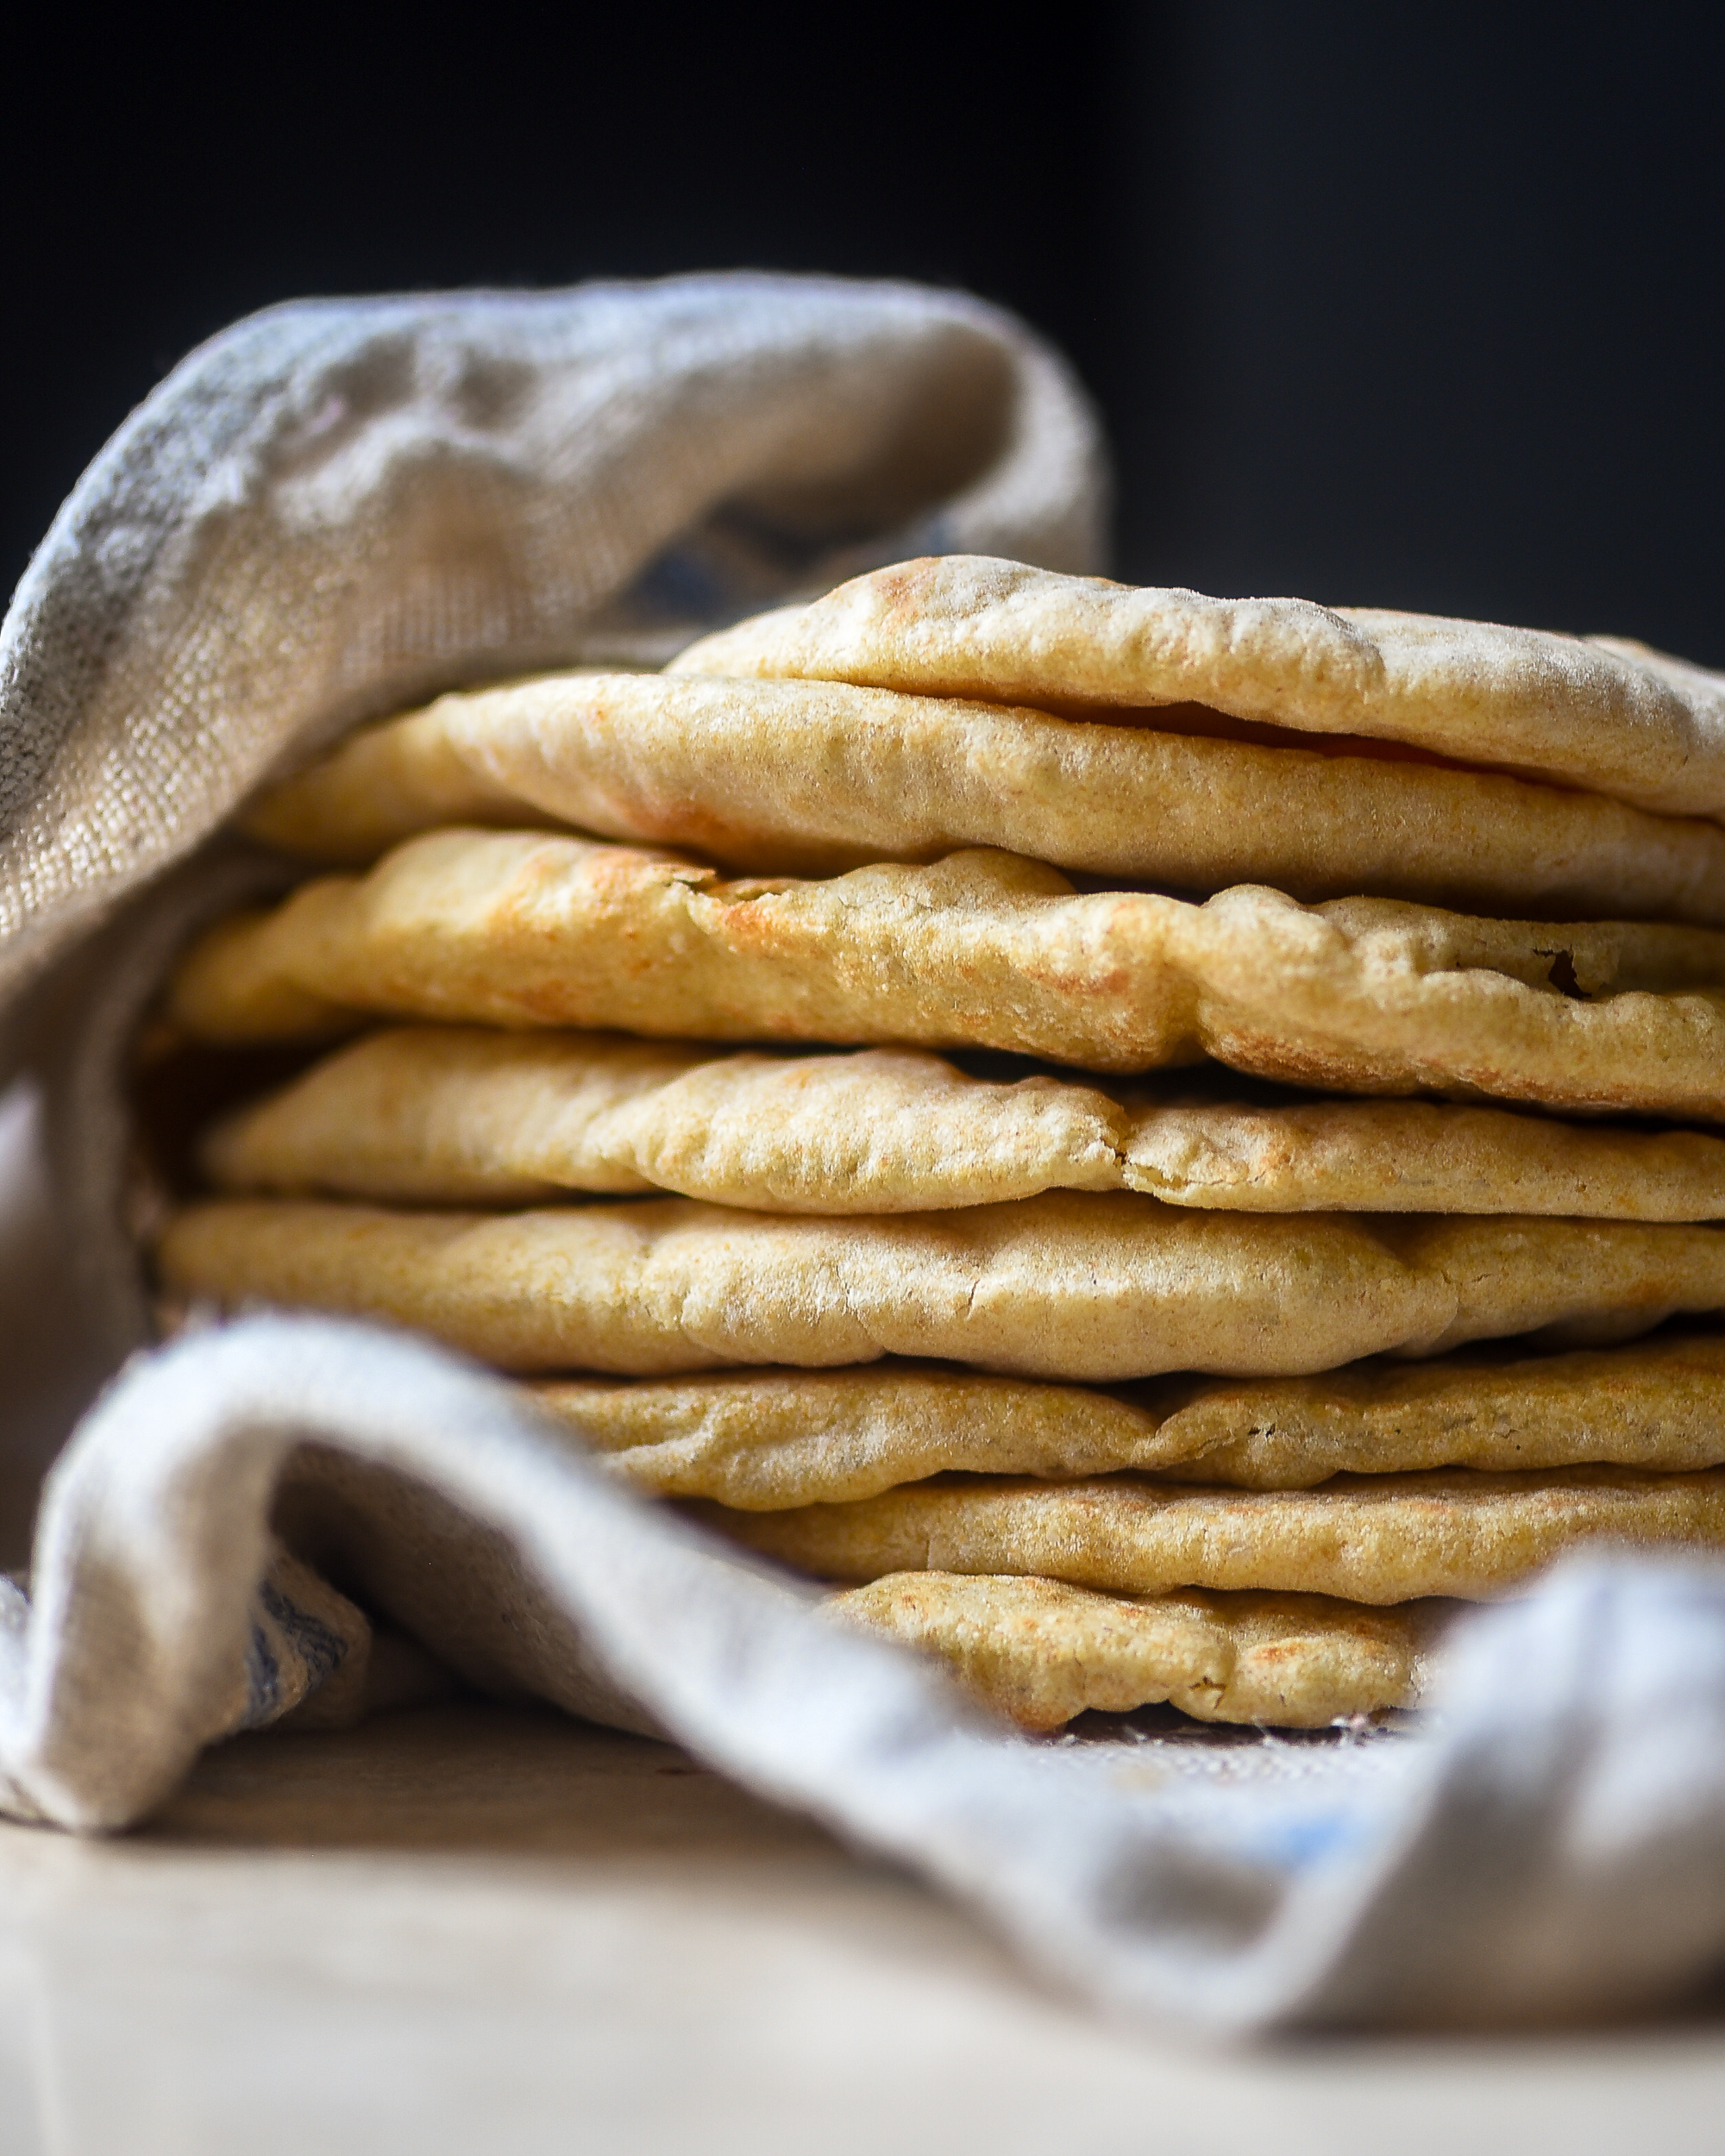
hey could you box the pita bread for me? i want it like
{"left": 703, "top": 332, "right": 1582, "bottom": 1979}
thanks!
{"left": 529, "top": 1334, "right": 1725, "bottom": 1506}
{"left": 154, "top": 1194, "right": 1725, "bottom": 1379}
{"left": 703, "top": 1465, "right": 1725, "bottom": 1603}
{"left": 239, "top": 670, "right": 1725, "bottom": 925}
{"left": 669, "top": 555, "right": 1725, "bottom": 821}
{"left": 163, "top": 830, "right": 1725, "bottom": 1120}
{"left": 825, "top": 1574, "right": 1450, "bottom": 1729}
{"left": 200, "top": 1026, "right": 1725, "bottom": 1220}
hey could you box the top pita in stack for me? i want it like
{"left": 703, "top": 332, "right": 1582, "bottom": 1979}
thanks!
{"left": 152, "top": 556, "right": 1725, "bottom": 1732}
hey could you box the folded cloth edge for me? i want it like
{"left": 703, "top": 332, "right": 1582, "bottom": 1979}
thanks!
{"left": 0, "top": 271, "right": 1107, "bottom": 1021}
{"left": 10, "top": 1314, "right": 1725, "bottom": 2037}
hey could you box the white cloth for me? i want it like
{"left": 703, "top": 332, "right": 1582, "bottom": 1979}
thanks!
{"left": 3, "top": 271, "right": 1725, "bottom": 2034}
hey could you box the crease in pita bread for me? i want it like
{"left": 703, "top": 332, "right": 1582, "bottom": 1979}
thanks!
{"left": 825, "top": 1574, "right": 1452, "bottom": 1728}
{"left": 700, "top": 1465, "right": 1725, "bottom": 1604}
{"left": 527, "top": 1333, "right": 1725, "bottom": 1506}
{"left": 200, "top": 1025, "right": 1725, "bottom": 1219}
{"left": 239, "top": 669, "right": 1725, "bottom": 925}
{"left": 163, "top": 830, "right": 1725, "bottom": 1119}
{"left": 155, "top": 1193, "right": 1725, "bottom": 1380}
{"left": 669, "top": 555, "right": 1725, "bottom": 823}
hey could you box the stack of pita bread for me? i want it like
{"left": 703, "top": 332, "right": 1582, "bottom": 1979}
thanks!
{"left": 150, "top": 555, "right": 1725, "bottom": 1732}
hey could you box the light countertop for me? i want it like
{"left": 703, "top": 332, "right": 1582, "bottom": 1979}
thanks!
{"left": 0, "top": 1701, "right": 1721, "bottom": 2153}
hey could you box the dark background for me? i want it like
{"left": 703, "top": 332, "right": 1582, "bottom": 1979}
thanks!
{"left": 6, "top": 4, "right": 1723, "bottom": 657}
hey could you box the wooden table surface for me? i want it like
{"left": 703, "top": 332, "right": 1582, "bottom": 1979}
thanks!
{"left": 0, "top": 1702, "right": 1719, "bottom": 2154}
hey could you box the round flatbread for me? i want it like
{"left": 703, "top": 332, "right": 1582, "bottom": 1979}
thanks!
{"left": 240, "top": 669, "right": 1725, "bottom": 924}
{"left": 529, "top": 1334, "right": 1725, "bottom": 1505}
{"left": 164, "top": 831, "right": 1725, "bottom": 1119}
{"left": 201, "top": 1026, "right": 1725, "bottom": 1219}
{"left": 671, "top": 554, "right": 1725, "bottom": 821}
{"left": 826, "top": 1574, "right": 1451, "bottom": 1729}
{"left": 155, "top": 1194, "right": 1725, "bottom": 1379}
{"left": 706, "top": 1465, "right": 1725, "bottom": 1604}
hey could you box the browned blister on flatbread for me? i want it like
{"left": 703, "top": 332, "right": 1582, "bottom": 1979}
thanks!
{"left": 163, "top": 831, "right": 1725, "bottom": 1119}
{"left": 825, "top": 1573, "right": 1452, "bottom": 1728}
{"left": 241, "top": 668, "right": 1725, "bottom": 923}
{"left": 201, "top": 1026, "right": 1725, "bottom": 1219}
{"left": 705, "top": 1466, "right": 1725, "bottom": 1603}
{"left": 528, "top": 1333, "right": 1725, "bottom": 1506}
{"left": 671, "top": 555, "right": 1725, "bottom": 821}
{"left": 155, "top": 1193, "right": 1725, "bottom": 1378}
